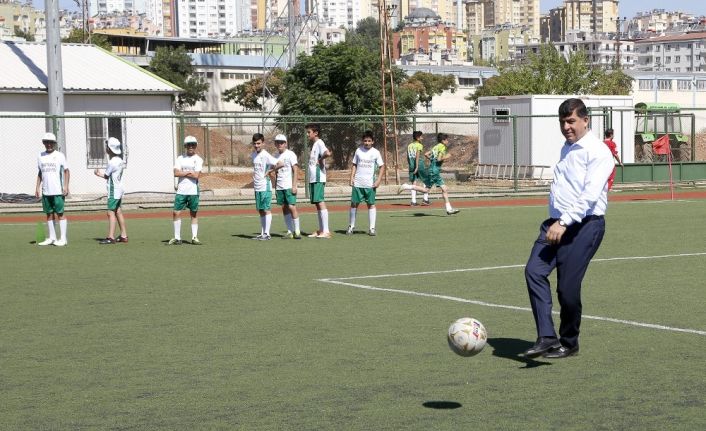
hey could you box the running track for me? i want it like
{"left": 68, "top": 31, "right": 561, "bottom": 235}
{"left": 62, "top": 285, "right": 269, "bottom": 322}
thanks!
{"left": 2, "top": 190, "right": 706, "bottom": 224}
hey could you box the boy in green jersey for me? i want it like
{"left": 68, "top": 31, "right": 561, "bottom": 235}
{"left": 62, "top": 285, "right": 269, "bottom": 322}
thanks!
{"left": 404, "top": 131, "right": 429, "bottom": 206}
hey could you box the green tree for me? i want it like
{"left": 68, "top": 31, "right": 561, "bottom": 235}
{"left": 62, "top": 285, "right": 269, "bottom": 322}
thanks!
{"left": 470, "top": 44, "right": 633, "bottom": 104}
{"left": 149, "top": 46, "right": 209, "bottom": 109}
{"left": 62, "top": 28, "right": 112, "bottom": 51}
{"left": 402, "top": 71, "right": 457, "bottom": 111}
{"left": 14, "top": 27, "right": 35, "bottom": 42}
{"left": 222, "top": 68, "right": 285, "bottom": 111}
{"left": 347, "top": 17, "right": 381, "bottom": 53}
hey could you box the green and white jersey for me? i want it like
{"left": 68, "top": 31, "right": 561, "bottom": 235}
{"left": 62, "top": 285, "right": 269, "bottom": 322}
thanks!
{"left": 252, "top": 149, "right": 279, "bottom": 192}
{"left": 407, "top": 141, "right": 424, "bottom": 172}
{"left": 275, "top": 149, "right": 298, "bottom": 190}
{"left": 175, "top": 154, "right": 203, "bottom": 195}
{"left": 308, "top": 138, "right": 328, "bottom": 183}
{"left": 429, "top": 143, "right": 447, "bottom": 174}
{"left": 37, "top": 150, "right": 68, "bottom": 196}
{"left": 105, "top": 156, "right": 125, "bottom": 199}
{"left": 352, "top": 146, "right": 384, "bottom": 188}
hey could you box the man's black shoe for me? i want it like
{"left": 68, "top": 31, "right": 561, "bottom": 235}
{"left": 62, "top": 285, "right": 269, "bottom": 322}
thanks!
{"left": 523, "top": 337, "right": 561, "bottom": 357}
{"left": 543, "top": 345, "right": 579, "bottom": 359}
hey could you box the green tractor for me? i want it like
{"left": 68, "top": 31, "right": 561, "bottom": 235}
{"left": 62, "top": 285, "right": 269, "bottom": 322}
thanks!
{"left": 634, "top": 102, "right": 691, "bottom": 162}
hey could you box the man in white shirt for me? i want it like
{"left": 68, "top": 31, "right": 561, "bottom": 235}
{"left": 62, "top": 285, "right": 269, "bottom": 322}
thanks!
{"left": 35, "top": 132, "right": 70, "bottom": 246}
{"left": 523, "top": 98, "right": 615, "bottom": 359}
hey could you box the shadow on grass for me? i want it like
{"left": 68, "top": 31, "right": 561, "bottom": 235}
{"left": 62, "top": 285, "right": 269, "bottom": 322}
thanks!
{"left": 487, "top": 337, "right": 552, "bottom": 369}
{"left": 422, "top": 401, "right": 462, "bottom": 409}
{"left": 389, "top": 212, "right": 444, "bottom": 218}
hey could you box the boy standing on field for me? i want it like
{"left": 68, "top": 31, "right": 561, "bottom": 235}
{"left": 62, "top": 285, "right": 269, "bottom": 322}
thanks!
{"left": 170, "top": 135, "right": 203, "bottom": 245}
{"left": 346, "top": 131, "right": 385, "bottom": 236}
{"left": 398, "top": 133, "right": 460, "bottom": 215}
{"left": 94, "top": 137, "right": 128, "bottom": 244}
{"left": 35, "top": 132, "right": 70, "bottom": 246}
{"left": 603, "top": 129, "right": 623, "bottom": 190}
{"left": 251, "top": 133, "right": 283, "bottom": 240}
{"left": 305, "top": 123, "right": 332, "bottom": 238}
{"left": 272, "top": 134, "right": 302, "bottom": 239}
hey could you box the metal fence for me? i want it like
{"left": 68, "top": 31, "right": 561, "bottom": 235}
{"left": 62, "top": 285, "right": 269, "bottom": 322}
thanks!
{"left": 2, "top": 108, "right": 705, "bottom": 200}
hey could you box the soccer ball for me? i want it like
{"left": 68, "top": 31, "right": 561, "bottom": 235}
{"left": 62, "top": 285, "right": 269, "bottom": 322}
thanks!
{"left": 447, "top": 317, "right": 487, "bottom": 357}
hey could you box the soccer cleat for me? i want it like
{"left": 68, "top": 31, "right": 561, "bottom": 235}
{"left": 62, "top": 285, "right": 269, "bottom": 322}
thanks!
{"left": 368, "top": 228, "right": 376, "bottom": 236}
{"left": 421, "top": 199, "right": 431, "bottom": 206}
{"left": 54, "top": 239, "right": 67, "bottom": 247}
{"left": 116, "top": 236, "right": 128, "bottom": 243}
{"left": 191, "top": 237, "right": 202, "bottom": 245}
{"left": 346, "top": 226, "right": 354, "bottom": 235}
{"left": 410, "top": 201, "right": 418, "bottom": 206}
{"left": 168, "top": 238, "right": 182, "bottom": 245}
{"left": 252, "top": 234, "right": 264, "bottom": 240}
{"left": 37, "top": 238, "right": 55, "bottom": 246}
{"left": 282, "top": 231, "right": 294, "bottom": 239}
{"left": 99, "top": 237, "right": 115, "bottom": 244}
{"left": 307, "top": 231, "right": 320, "bottom": 238}
{"left": 317, "top": 232, "right": 332, "bottom": 239}
{"left": 446, "top": 209, "right": 460, "bottom": 215}
{"left": 293, "top": 230, "right": 302, "bottom": 240}
{"left": 258, "top": 234, "right": 272, "bottom": 241}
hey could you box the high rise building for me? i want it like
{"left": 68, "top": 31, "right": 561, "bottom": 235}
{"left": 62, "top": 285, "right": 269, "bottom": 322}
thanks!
{"left": 174, "top": 0, "right": 251, "bottom": 38}
{"left": 463, "top": 0, "right": 539, "bottom": 36}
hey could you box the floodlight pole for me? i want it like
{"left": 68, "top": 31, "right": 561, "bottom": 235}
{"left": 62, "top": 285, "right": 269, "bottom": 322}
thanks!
{"left": 45, "top": 0, "right": 66, "bottom": 151}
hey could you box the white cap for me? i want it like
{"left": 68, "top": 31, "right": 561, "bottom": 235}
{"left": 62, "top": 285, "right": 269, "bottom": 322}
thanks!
{"left": 184, "top": 135, "right": 198, "bottom": 145}
{"left": 42, "top": 132, "right": 57, "bottom": 142}
{"left": 106, "top": 137, "right": 122, "bottom": 154}
{"left": 274, "top": 134, "right": 287, "bottom": 142}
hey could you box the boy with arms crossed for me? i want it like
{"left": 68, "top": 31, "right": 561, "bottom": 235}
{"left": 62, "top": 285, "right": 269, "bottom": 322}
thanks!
{"left": 346, "top": 131, "right": 385, "bottom": 236}
{"left": 251, "top": 133, "right": 283, "bottom": 240}
{"left": 272, "top": 134, "right": 301, "bottom": 239}
{"left": 170, "top": 136, "right": 203, "bottom": 245}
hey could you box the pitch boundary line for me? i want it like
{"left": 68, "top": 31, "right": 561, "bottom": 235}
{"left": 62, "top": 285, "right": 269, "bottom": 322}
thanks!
{"left": 317, "top": 251, "right": 706, "bottom": 337}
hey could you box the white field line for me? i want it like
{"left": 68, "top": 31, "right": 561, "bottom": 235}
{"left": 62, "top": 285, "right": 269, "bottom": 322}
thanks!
{"left": 317, "top": 251, "right": 706, "bottom": 336}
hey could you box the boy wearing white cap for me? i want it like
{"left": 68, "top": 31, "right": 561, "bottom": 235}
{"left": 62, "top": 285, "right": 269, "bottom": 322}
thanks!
{"left": 94, "top": 137, "right": 128, "bottom": 244}
{"left": 272, "top": 134, "right": 301, "bottom": 239}
{"left": 170, "top": 135, "right": 203, "bottom": 245}
{"left": 35, "top": 132, "right": 70, "bottom": 246}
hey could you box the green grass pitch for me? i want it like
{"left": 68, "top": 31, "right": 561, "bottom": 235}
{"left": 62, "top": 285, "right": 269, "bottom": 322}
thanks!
{"left": 1, "top": 198, "right": 705, "bottom": 430}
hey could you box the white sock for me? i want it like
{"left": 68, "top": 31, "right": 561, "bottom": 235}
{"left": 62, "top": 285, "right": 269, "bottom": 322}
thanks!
{"left": 284, "top": 213, "right": 293, "bottom": 232}
{"left": 321, "top": 209, "right": 329, "bottom": 233}
{"left": 265, "top": 213, "right": 272, "bottom": 235}
{"left": 411, "top": 190, "right": 417, "bottom": 203}
{"left": 369, "top": 207, "right": 377, "bottom": 230}
{"left": 259, "top": 215, "right": 266, "bottom": 235}
{"left": 402, "top": 183, "right": 412, "bottom": 190}
{"left": 445, "top": 202, "right": 453, "bottom": 211}
{"left": 191, "top": 223, "right": 198, "bottom": 238}
{"left": 293, "top": 217, "right": 300, "bottom": 233}
{"left": 47, "top": 220, "right": 57, "bottom": 240}
{"left": 317, "top": 211, "right": 323, "bottom": 232}
{"left": 348, "top": 208, "right": 357, "bottom": 228}
{"left": 59, "top": 219, "right": 67, "bottom": 241}
{"left": 423, "top": 192, "right": 429, "bottom": 200}
{"left": 173, "top": 219, "right": 181, "bottom": 240}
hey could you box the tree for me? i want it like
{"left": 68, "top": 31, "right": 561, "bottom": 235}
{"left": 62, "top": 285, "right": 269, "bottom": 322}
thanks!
{"left": 149, "top": 46, "right": 209, "bottom": 109}
{"left": 62, "top": 28, "right": 112, "bottom": 51}
{"left": 470, "top": 44, "right": 633, "bottom": 104}
{"left": 222, "top": 68, "right": 285, "bottom": 111}
{"left": 401, "top": 71, "right": 457, "bottom": 111}
{"left": 14, "top": 28, "right": 35, "bottom": 42}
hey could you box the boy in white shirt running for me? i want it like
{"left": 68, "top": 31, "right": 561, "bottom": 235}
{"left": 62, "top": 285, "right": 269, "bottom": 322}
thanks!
{"left": 94, "top": 137, "right": 128, "bottom": 244}
{"left": 346, "top": 131, "right": 385, "bottom": 236}
{"left": 251, "top": 133, "right": 283, "bottom": 240}
{"left": 272, "top": 134, "right": 302, "bottom": 239}
{"left": 35, "top": 132, "right": 70, "bottom": 246}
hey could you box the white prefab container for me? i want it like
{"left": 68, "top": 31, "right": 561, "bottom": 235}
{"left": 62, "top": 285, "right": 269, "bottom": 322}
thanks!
{"left": 478, "top": 95, "right": 635, "bottom": 179}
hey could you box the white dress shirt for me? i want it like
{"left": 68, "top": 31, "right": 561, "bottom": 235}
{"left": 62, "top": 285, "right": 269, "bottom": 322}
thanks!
{"left": 549, "top": 131, "right": 615, "bottom": 225}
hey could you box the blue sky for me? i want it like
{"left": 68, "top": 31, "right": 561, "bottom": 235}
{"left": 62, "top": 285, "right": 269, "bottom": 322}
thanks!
{"left": 542, "top": 0, "right": 706, "bottom": 18}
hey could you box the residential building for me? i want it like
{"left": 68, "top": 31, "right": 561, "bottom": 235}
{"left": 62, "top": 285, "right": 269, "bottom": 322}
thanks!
{"left": 0, "top": 1, "right": 45, "bottom": 38}
{"left": 626, "top": 9, "right": 696, "bottom": 35}
{"left": 634, "top": 32, "right": 706, "bottom": 72}
{"left": 542, "top": 0, "right": 619, "bottom": 42}
{"left": 88, "top": 0, "right": 138, "bottom": 16}
{"left": 392, "top": 8, "right": 467, "bottom": 63}
{"left": 175, "top": 0, "right": 250, "bottom": 38}
{"left": 470, "top": 24, "right": 537, "bottom": 64}
{"left": 550, "top": 30, "right": 636, "bottom": 69}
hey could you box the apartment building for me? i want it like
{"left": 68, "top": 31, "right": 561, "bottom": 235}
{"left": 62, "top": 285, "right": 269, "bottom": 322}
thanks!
{"left": 175, "top": 0, "right": 251, "bottom": 38}
{"left": 552, "top": 31, "right": 635, "bottom": 69}
{"left": 542, "top": 0, "right": 618, "bottom": 42}
{"left": 0, "top": 1, "right": 45, "bottom": 37}
{"left": 392, "top": 8, "right": 467, "bottom": 62}
{"left": 627, "top": 9, "right": 696, "bottom": 35}
{"left": 89, "top": 0, "right": 138, "bottom": 16}
{"left": 634, "top": 32, "right": 706, "bottom": 72}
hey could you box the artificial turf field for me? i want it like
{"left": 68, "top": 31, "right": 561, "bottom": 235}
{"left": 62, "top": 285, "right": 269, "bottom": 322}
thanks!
{"left": 1, "top": 195, "right": 705, "bottom": 430}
